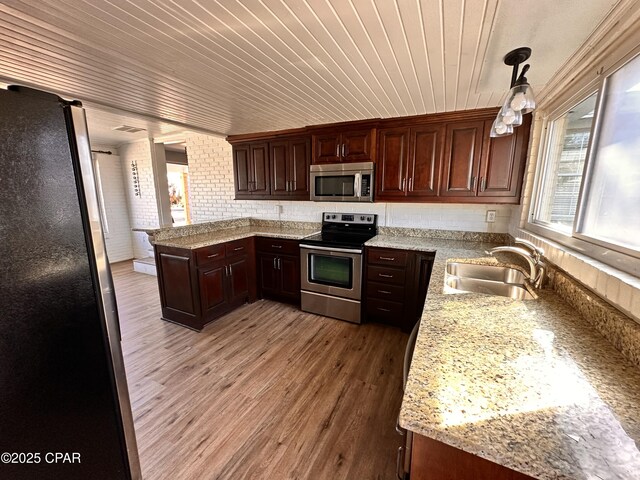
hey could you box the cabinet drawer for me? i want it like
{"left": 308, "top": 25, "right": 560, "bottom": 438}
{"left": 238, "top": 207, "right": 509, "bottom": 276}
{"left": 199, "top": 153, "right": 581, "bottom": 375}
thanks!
{"left": 366, "top": 281, "right": 405, "bottom": 301}
{"left": 225, "top": 238, "right": 251, "bottom": 258}
{"left": 367, "top": 248, "right": 408, "bottom": 267}
{"left": 367, "top": 265, "right": 406, "bottom": 285}
{"left": 255, "top": 237, "right": 299, "bottom": 256}
{"left": 366, "top": 298, "right": 404, "bottom": 320}
{"left": 195, "top": 244, "right": 226, "bottom": 266}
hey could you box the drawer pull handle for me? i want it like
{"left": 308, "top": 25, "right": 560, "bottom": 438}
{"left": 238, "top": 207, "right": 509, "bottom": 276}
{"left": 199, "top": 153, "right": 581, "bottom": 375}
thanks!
{"left": 207, "top": 253, "right": 219, "bottom": 258}
{"left": 377, "top": 307, "right": 392, "bottom": 312}
{"left": 271, "top": 245, "right": 283, "bottom": 249}
{"left": 233, "top": 247, "right": 245, "bottom": 251}
{"left": 378, "top": 273, "right": 393, "bottom": 278}
{"left": 380, "top": 256, "right": 395, "bottom": 261}
{"left": 378, "top": 290, "right": 392, "bottom": 295}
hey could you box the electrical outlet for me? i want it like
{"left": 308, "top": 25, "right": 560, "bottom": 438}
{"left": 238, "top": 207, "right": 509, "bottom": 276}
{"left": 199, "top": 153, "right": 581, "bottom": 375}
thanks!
{"left": 275, "top": 204, "right": 283, "bottom": 214}
{"left": 486, "top": 210, "right": 496, "bottom": 223}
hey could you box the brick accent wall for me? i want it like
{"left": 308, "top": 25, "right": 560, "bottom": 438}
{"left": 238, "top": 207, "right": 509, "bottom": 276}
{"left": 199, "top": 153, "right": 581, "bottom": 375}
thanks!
{"left": 119, "top": 139, "right": 159, "bottom": 258}
{"left": 184, "top": 132, "right": 514, "bottom": 231}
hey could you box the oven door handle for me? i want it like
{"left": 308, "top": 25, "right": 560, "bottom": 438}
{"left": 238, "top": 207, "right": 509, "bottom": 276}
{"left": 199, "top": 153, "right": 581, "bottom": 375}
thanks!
{"left": 299, "top": 244, "right": 362, "bottom": 254}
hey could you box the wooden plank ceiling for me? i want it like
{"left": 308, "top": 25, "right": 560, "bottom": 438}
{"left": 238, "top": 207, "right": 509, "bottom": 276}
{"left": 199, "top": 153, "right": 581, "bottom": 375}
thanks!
{"left": 0, "top": 0, "right": 621, "bottom": 135}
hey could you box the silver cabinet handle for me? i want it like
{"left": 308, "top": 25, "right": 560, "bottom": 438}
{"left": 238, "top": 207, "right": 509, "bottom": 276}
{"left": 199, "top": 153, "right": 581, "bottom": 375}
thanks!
{"left": 273, "top": 257, "right": 277, "bottom": 270}
{"left": 396, "top": 416, "right": 405, "bottom": 436}
{"left": 401, "top": 177, "right": 406, "bottom": 191}
{"left": 341, "top": 143, "right": 346, "bottom": 157}
{"left": 471, "top": 176, "right": 477, "bottom": 190}
{"left": 396, "top": 446, "right": 405, "bottom": 480}
{"left": 207, "top": 253, "right": 219, "bottom": 258}
{"left": 378, "top": 273, "right": 393, "bottom": 278}
{"left": 224, "top": 265, "right": 229, "bottom": 276}
{"left": 336, "top": 144, "right": 340, "bottom": 157}
{"left": 379, "top": 256, "right": 395, "bottom": 261}
{"left": 234, "top": 246, "right": 244, "bottom": 251}
{"left": 228, "top": 264, "right": 233, "bottom": 277}
{"left": 480, "top": 177, "right": 486, "bottom": 192}
{"left": 378, "top": 290, "right": 392, "bottom": 295}
{"left": 377, "top": 307, "right": 392, "bottom": 312}
{"left": 271, "top": 245, "right": 283, "bottom": 249}
{"left": 277, "top": 257, "right": 282, "bottom": 270}
{"left": 409, "top": 177, "right": 414, "bottom": 191}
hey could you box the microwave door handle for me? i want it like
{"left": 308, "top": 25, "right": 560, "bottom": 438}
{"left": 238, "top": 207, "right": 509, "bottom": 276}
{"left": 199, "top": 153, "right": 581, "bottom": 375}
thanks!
{"left": 354, "top": 173, "right": 361, "bottom": 198}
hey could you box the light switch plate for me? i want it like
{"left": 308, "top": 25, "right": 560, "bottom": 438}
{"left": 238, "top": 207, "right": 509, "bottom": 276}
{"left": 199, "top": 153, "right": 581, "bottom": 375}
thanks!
{"left": 486, "top": 210, "right": 496, "bottom": 223}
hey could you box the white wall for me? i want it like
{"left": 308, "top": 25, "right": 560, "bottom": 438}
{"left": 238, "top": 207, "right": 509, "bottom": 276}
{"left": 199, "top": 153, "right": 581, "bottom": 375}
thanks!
{"left": 119, "top": 139, "right": 160, "bottom": 258}
{"left": 184, "top": 133, "right": 513, "bottom": 232}
{"left": 93, "top": 147, "right": 134, "bottom": 263}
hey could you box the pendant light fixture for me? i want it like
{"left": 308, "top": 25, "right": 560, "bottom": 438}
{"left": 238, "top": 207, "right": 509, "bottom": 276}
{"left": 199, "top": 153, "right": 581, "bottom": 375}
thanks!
{"left": 491, "top": 47, "right": 536, "bottom": 137}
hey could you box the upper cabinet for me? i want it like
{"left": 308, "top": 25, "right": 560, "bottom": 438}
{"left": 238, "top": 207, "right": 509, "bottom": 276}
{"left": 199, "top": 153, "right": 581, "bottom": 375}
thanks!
{"left": 376, "top": 125, "right": 444, "bottom": 201}
{"left": 233, "top": 142, "right": 270, "bottom": 199}
{"left": 230, "top": 108, "right": 531, "bottom": 205}
{"left": 233, "top": 136, "right": 311, "bottom": 200}
{"left": 311, "top": 127, "right": 375, "bottom": 164}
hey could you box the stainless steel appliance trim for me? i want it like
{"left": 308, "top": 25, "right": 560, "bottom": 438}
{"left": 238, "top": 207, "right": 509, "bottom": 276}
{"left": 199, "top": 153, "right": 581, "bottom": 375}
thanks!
{"left": 299, "top": 244, "right": 362, "bottom": 254}
{"left": 71, "top": 106, "right": 142, "bottom": 480}
{"left": 300, "top": 246, "right": 362, "bottom": 301}
{"left": 354, "top": 172, "right": 361, "bottom": 197}
{"left": 310, "top": 161, "right": 374, "bottom": 172}
{"left": 300, "top": 290, "right": 362, "bottom": 324}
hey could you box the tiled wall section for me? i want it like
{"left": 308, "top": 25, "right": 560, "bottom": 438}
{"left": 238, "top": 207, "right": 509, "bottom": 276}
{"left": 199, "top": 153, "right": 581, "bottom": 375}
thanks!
{"left": 184, "top": 132, "right": 514, "bottom": 231}
{"left": 119, "top": 139, "right": 159, "bottom": 258}
{"left": 92, "top": 145, "right": 134, "bottom": 263}
{"left": 510, "top": 114, "right": 640, "bottom": 323}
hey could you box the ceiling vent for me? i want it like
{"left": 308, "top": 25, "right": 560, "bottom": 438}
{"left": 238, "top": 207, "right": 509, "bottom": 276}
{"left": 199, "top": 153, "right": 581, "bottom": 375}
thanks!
{"left": 113, "top": 125, "right": 146, "bottom": 133}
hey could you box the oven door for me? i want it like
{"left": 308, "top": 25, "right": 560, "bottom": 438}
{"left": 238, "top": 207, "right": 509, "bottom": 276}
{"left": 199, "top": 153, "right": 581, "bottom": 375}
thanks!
{"left": 300, "top": 245, "right": 362, "bottom": 301}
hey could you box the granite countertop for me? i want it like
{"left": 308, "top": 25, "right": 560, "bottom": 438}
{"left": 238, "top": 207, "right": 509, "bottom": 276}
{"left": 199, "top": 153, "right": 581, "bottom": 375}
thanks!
{"left": 152, "top": 225, "right": 319, "bottom": 249}
{"left": 398, "top": 239, "right": 640, "bottom": 479}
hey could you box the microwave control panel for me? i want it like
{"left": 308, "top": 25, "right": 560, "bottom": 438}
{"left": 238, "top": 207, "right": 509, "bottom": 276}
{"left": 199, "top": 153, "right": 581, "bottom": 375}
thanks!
{"left": 361, "top": 174, "right": 371, "bottom": 196}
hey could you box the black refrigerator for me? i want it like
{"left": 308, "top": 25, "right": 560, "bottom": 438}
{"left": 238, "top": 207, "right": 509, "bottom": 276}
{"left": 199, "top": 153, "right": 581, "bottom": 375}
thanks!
{"left": 0, "top": 86, "right": 141, "bottom": 479}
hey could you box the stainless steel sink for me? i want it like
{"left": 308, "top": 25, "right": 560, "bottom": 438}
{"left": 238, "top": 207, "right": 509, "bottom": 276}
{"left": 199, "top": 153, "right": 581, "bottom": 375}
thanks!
{"left": 444, "top": 262, "right": 535, "bottom": 300}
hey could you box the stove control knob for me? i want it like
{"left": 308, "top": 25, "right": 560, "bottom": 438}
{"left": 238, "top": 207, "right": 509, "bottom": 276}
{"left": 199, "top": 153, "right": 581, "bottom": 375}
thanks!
{"left": 325, "top": 214, "right": 330, "bottom": 220}
{"left": 367, "top": 216, "right": 372, "bottom": 221}
{"left": 360, "top": 215, "right": 365, "bottom": 221}
{"left": 331, "top": 215, "right": 336, "bottom": 219}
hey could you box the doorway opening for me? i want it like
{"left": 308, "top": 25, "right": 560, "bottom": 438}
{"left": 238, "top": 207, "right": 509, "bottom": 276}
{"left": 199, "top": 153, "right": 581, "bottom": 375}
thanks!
{"left": 164, "top": 142, "right": 190, "bottom": 226}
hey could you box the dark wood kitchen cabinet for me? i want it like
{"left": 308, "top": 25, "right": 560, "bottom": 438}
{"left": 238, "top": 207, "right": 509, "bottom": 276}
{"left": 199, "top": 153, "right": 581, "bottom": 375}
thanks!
{"left": 233, "top": 142, "right": 270, "bottom": 199}
{"left": 376, "top": 125, "right": 444, "bottom": 200}
{"left": 439, "top": 115, "right": 531, "bottom": 201}
{"left": 364, "top": 247, "right": 435, "bottom": 332}
{"left": 312, "top": 127, "right": 375, "bottom": 164}
{"left": 155, "top": 238, "right": 256, "bottom": 331}
{"left": 256, "top": 237, "right": 300, "bottom": 304}
{"left": 269, "top": 137, "right": 311, "bottom": 199}
{"left": 409, "top": 434, "right": 535, "bottom": 480}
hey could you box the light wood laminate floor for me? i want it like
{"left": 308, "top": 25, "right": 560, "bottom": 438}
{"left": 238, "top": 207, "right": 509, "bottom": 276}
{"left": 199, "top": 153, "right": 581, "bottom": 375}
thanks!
{"left": 112, "top": 261, "right": 408, "bottom": 480}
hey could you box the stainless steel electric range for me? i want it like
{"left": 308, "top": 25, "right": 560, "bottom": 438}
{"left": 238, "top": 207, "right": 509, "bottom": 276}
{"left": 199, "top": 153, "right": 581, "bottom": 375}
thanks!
{"left": 300, "top": 212, "right": 378, "bottom": 324}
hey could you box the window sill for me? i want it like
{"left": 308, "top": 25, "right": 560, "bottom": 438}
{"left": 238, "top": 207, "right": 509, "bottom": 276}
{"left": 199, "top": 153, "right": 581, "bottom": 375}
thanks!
{"left": 514, "top": 227, "right": 640, "bottom": 323}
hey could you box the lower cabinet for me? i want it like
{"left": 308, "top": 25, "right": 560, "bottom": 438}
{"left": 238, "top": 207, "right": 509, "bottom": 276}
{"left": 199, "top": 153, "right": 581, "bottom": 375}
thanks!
{"left": 363, "top": 247, "right": 435, "bottom": 332}
{"left": 256, "top": 237, "right": 301, "bottom": 304}
{"left": 409, "top": 434, "right": 535, "bottom": 480}
{"left": 155, "top": 238, "right": 256, "bottom": 331}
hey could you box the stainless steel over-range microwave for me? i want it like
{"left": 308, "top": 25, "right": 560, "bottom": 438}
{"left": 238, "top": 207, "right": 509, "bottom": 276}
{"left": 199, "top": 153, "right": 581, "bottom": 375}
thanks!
{"left": 310, "top": 161, "right": 374, "bottom": 202}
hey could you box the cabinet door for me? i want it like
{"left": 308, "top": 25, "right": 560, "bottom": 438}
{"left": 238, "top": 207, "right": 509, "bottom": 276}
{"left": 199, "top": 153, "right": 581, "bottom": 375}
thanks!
{"left": 226, "top": 256, "right": 250, "bottom": 305}
{"left": 250, "top": 142, "right": 270, "bottom": 195}
{"left": 312, "top": 133, "right": 341, "bottom": 164}
{"left": 198, "top": 261, "right": 227, "bottom": 318}
{"left": 477, "top": 117, "right": 530, "bottom": 198}
{"left": 158, "top": 251, "right": 196, "bottom": 315}
{"left": 269, "top": 140, "right": 289, "bottom": 196}
{"left": 233, "top": 144, "right": 251, "bottom": 197}
{"left": 342, "top": 128, "right": 373, "bottom": 162}
{"left": 279, "top": 255, "right": 301, "bottom": 301}
{"left": 408, "top": 125, "right": 443, "bottom": 197}
{"left": 376, "top": 127, "right": 409, "bottom": 198}
{"left": 258, "top": 253, "right": 280, "bottom": 297}
{"left": 289, "top": 137, "right": 311, "bottom": 199}
{"left": 440, "top": 121, "right": 484, "bottom": 197}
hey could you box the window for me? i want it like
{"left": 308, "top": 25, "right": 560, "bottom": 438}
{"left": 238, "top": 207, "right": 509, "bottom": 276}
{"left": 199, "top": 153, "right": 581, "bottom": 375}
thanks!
{"left": 530, "top": 52, "right": 640, "bottom": 269}
{"left": 534, "top": 93, "right": 597, "bottom": 232}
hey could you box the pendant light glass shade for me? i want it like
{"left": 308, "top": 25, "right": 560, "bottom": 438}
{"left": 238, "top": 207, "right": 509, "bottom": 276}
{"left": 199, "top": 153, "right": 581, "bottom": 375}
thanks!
{"left": 499, "top": 104, "right": 523, "bottom": 126}
{"left": 506, "top": 82, "right": 536, "bottom": 114}
{"left": 489, "top": 116, "right": 514, "bottom": 137}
